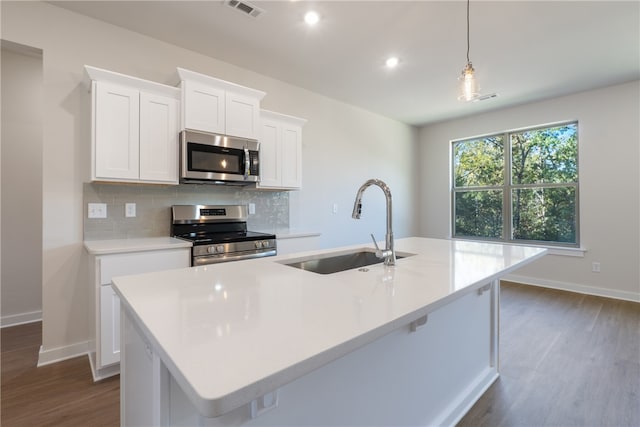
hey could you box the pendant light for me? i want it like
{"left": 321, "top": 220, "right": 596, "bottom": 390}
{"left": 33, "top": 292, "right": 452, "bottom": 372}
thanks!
{"left": 458, "top": 0, "right": 479, "bottom": 101}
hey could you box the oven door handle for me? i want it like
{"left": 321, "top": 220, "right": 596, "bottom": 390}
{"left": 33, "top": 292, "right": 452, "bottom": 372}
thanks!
{"left": 193, "top": 249, "right": 276, "bottom": 266}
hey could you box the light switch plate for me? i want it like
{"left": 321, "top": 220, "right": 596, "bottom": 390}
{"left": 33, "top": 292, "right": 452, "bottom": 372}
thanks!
{"left": 88, "top": 203, "right": 107, "bottom": 219}
{"left": 125, "top": 203, "right": 136, "bottom": 218}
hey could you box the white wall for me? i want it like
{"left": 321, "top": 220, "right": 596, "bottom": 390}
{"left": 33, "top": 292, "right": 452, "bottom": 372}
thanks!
{"left": 418, "top": 81, "right": 640, "bottom": 301}
{"left": 0, "top": 1, "right": 418, "bottom": 359}
{"left": 285, "top": 97, "right": 418, "bottom": 249}
{"left": 1, "top": 41, "right": 43, "bottom": 326}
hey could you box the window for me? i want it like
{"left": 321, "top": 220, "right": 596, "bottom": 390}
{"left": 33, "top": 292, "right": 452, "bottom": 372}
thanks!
{"left": 452, "top": 122, "right": 579, "bottom": 247}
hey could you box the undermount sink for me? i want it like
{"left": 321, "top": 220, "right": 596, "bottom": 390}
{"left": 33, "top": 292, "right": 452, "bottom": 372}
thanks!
{"left": 281, "top": 249, "right": 415, "bottom": 275}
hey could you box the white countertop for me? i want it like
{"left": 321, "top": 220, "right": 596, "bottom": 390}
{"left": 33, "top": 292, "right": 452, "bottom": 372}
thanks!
{"left": 84, "top": 237, "right": 192, "bottom": 255}
{"left": 251, "top": 228, "right": 321, "bottom": 239}
{"left": 112, "top": 237, "right": 546, "bottom": 418}
{"left": 275, "top": 231, "right": 321, "bottom": 239}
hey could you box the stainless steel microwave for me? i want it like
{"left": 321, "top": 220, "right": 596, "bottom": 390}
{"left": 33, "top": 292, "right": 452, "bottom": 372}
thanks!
{"left": 179, "top": 130, "right": 260, "bottom": 184}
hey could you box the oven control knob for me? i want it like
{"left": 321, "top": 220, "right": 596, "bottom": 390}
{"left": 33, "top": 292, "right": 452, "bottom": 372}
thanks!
{"left": 262, "top": 240, "right": 270, "bottom": 248}
{"left": 207, "top": 246, "right": 216, "bottom": 254}
{"left": 216, "top": 245, "right": 224, "bottom": 253}
{"left": 255, "top": 241, "right": 263, "bottom": 249}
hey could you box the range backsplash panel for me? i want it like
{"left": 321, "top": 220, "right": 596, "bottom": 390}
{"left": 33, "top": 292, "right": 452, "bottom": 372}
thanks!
{"left": 83, "top": 183, "right": 289, "bottom": 240}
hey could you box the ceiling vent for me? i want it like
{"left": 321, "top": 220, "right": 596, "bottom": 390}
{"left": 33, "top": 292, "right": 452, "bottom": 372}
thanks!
{"left": 473, "top": 93, "right": 499, "bottom": 102}
{"left": 224, "top": 0, "right": 265, "bottom": 19}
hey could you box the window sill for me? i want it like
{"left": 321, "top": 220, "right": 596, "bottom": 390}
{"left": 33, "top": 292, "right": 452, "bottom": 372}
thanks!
{"left": 451, "top": 238, "right": 586, "bottom": 257}
{"left": 543, "top": 246, "right": 586, "bottom": 257}
{"left": 506, "top": 243, "right": 586, "bottom": 257}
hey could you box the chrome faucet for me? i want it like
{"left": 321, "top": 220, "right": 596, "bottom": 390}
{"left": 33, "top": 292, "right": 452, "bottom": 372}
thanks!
{"left": 351, "top": 179, "right": 396, "bottom": 266}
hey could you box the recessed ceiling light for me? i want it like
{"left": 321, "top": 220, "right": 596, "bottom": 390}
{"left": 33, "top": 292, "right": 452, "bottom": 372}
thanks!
{"left": 385, "top": 57, "right": 400, "bottom": 69}
{"left": 304, "top": 11, "right": 320, "bottom": 26}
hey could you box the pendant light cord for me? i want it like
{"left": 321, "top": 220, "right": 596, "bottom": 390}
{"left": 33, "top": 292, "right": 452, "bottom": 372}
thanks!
{"left": 466, "top": 0, "right": 471, "bottom": 64}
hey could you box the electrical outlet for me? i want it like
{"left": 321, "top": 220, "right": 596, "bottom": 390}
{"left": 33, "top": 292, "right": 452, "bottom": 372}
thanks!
{"left": 592, "top": 262, "right": 601, "bottom": 273}
{"left": 332, "top": 203, "right": 338, "bottom": 214}
{"left": 248, "top": 203, "right": 256, "bottom": 215}
{"left": 125, "top": 203, "right": 136, "bottom": 218}
{"left": 88, "top": 203, "right": 107, "bottom": 219}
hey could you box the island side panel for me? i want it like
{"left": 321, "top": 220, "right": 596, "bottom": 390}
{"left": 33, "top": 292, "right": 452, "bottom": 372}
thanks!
{"left": 166, "top": 282, "right": 498, "bottom": 426}
{"left": 121, "top": 308, "right": 170, "bottom": 426}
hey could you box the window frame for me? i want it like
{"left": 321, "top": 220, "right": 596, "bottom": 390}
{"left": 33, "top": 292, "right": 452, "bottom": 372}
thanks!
{"left": 451, "top": 121, "right": 580, "bottom": 248}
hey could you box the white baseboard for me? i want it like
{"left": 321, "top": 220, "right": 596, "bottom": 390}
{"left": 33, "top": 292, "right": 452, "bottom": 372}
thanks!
{"left": 438, "top": 368, "right": 499, "bottom": 427}
{"left": 1, "top": 310, "right": 42, "bottom": 328}
{"left": 37, "top": 341, "right": 89, "bottom": 367}
{"left": 88, "top": 351, "right": 120, "bottom": 382}
{"left": 504, "top": 274, "right": 640, "bottom": 303}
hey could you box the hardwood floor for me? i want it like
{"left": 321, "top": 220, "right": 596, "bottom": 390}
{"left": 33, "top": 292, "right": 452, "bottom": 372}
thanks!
{"left": 1, "top": 322, "right": 119, "bottom": 426}
{"left": 1, "top": 282, "right": 638, "bottom": 426}
{"left": 459, "top": 282, "right": 640, "bottom": 427}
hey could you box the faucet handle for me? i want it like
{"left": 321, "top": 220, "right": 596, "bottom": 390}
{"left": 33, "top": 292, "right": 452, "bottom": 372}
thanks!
{"left": 370, "top": 233, "right": 381, "bottom": 252}
{"left": 370, "top": 234, "right": 391, "bottom": 260}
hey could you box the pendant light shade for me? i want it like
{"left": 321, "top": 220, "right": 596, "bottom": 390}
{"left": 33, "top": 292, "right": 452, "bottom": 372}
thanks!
{"left": 458, "top": 62, "right": 479, "bottom": 101}
{"left": 458, "top": 0, "right": 480, "bottom": 101}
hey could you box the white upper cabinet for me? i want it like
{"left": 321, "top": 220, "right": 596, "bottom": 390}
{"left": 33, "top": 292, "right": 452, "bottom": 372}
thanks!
{"left": 257, "top": 110, "right": 307, "bottom": 190}
{"left": 225, "top": 91, "right": 260, "bottom": 139}
{"left": 258, "top": 117, "right": 281, "bottom": 188}
{"left": 94, "top": 82, "right": 140, "bottom": 180}
{"left": 181, "top": 80, "right": 225, "bottom": 134}
{"left": 139, "top": 92, "right": 179, "bottom": 182}
{"left": 177, "top": 67, "right": 265, "bottom": 140}
{"left": 281, "top": 123, "right": 303, "bottom": 188}
{"left": 86, "top": 66, "right": 180, "bottom": 185}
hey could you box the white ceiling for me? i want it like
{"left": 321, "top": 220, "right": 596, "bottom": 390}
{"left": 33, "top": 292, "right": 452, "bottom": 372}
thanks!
{"left": 50, "top": 1, "right": 640, "bottom": 126}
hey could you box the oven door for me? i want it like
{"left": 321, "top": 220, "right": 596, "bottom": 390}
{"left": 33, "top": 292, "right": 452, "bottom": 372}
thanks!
{"left": 180, "top": 130, "right": 259, "bottom": 183}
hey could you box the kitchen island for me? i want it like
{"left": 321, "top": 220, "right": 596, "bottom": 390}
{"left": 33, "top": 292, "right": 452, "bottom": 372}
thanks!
{"left": 112, "top": 237, "right": 546, "bottom": 426}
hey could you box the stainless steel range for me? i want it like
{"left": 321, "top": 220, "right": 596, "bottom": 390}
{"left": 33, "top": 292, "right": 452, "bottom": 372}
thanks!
{"left": 172, "top": 205, "right": 276, "bottom": 266}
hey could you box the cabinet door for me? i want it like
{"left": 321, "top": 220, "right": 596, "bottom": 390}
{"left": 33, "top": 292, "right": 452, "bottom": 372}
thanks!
{"left": 182, "top": 80, "right": 225, "bottom": 134}
{"left": 100, "top": 285, "right": 121, "bottom": 367}
{"left": 280, "top": 124, "right": 302, "bottom": 189}
{"left": 96, "top": 249, "right": 190, "bottom": 368}
{"left": 258, "top": 118, "right": 281, "bottom": 188}
{"left": 139, "top": 92, "right": 179, "bottom": 183}
{"left": 94, "top": 82, "right": 140, "bottom": 180}
{"left": 226, "top": 91, "right": 260, "bottom": 139}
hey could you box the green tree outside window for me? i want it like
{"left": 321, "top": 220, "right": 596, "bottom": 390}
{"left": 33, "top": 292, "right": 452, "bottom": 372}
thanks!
{"left": 452, "top": 123, "right": 579, "bottom": 246}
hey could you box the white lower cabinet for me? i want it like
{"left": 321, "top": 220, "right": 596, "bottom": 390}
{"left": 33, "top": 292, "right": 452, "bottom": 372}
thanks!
{"left": 89, "top": 246, "right": 190, "bottom": 381}
{"left": 120, "top": 280, "right": 498, "bottom": 426}
{"left": 100, "top": 285, "right": 121, "bottom": 367}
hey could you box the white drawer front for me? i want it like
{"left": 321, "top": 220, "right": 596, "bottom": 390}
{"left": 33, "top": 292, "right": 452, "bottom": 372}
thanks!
{"left": 99, "top": 249, "right": 190, "bottom": 285}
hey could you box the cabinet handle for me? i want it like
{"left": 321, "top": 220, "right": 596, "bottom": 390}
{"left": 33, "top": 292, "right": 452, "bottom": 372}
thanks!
{"left": 244, "top": 148, "right": 250, "bottom": 178}
{"left": 251, "top": 390, "right": 279, "bottom": 418}
{"left": 477, "top": 283, "right": 492, "bottom": 295}
{"left": 409, "top": 314, "right": 428, "bottom": 332}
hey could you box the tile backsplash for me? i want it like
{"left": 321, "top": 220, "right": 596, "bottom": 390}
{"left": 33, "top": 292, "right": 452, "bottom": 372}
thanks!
{"left": 83, "top": 183, "right": 289, "bottom": 240}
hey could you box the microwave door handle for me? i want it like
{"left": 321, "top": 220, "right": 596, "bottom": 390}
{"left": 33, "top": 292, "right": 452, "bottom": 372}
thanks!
{"left": 244, "top": 148, "right": 250, "bottom": 178}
